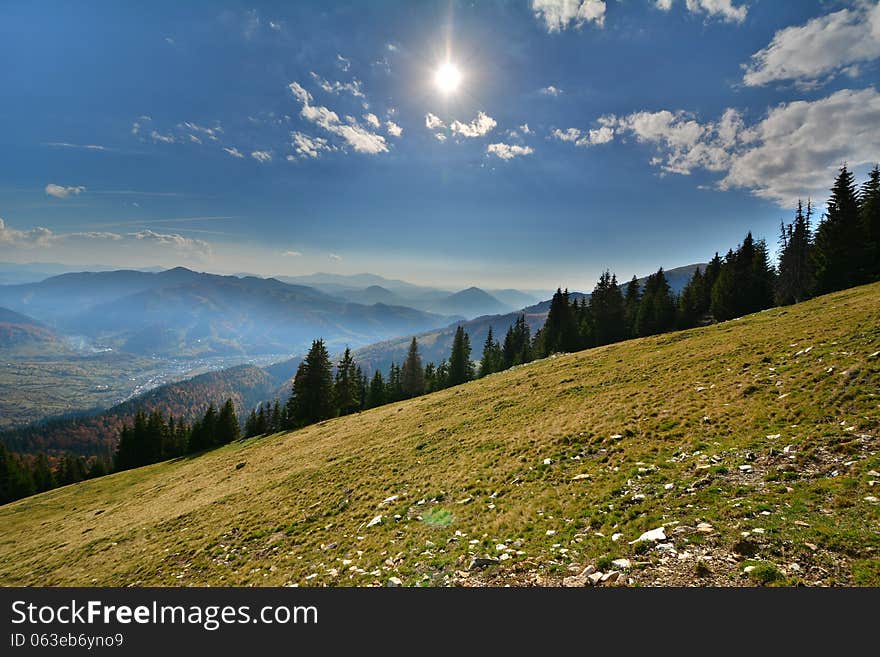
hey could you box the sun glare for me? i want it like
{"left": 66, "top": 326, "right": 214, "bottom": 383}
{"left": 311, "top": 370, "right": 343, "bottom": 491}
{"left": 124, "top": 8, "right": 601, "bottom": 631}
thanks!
{"left": 434, "top": 62, "right": 462, "bottom": 94}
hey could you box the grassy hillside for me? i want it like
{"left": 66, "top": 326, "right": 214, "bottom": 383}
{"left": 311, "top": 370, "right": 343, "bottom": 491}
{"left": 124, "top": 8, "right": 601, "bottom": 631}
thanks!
{"left": 1, "top": 283, "right": 878, "bottom": 587}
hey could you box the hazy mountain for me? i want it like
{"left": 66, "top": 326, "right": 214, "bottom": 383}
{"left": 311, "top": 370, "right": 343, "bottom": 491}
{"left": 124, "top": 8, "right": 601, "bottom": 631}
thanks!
{"left": 487, "top": 288, "right": 544, "bottom": 309}
{"left": 425, "top": 287, "right": 512, "bottom": 318}
{"left": 0, "top": 307, "right": 65, "bottom": 352}
{"left": 353, "top": 263, "right": 706, "bottom": 373}
{"left": 0, "top": 261, "right": 164, "bottom": 285}
{"left": 0, "top": 268, "right": 456, "bottom": 357}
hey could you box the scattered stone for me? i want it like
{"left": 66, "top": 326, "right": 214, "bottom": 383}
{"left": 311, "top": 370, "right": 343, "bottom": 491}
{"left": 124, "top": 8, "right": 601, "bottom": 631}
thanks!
{"left": 611, "top": 533, "right": 623, "bottom": 542}
{"left": 543, "top": 458, "right": 552, "bottom": 465}
{"left": 696, "top": 522, "right": 714, "bottom": 533}
{"left": 611, "top": 558, "right": 631, "bottom": 570}
{"left": 379, "top": 495, "right": 399, "bottom": 506}
{"left": 570, "top": 473, "right": 591, "bottom": 481}
{"left": 587, "top": 572, "right": 604, "bottom": 585}
{"left": 457, "top": 497, "right": 473, "bottom": 504}
{"left": 235, "top": 462, "right": 246, "bottom": 470}
{"left": 766, "top": 434, "right": 781, "bottom": 440}
{"left": 864, "top": 496, "right": 879, "bottom": 504}
{"left": 664, "top": 483, "right": 675, "bottom": 490}
{"left": 869, "top": 351, "right": 880, "bottom": 360}
{"left": 743, "top": 566, "right": 756, "bottom": 574}
{"left": 581, "top": 565, "right": 597, "bottom": 576}
{"left": 468, "top": 557, "right": 500, "bottom": 570}
{"left": 546, "top": 530, "right": 556, "bottom": 536}
{"left": 563, "top": 574, "right": 589, "bottom": 587}
{"left": 868, "top": 470, "right": 880, "bottom": 478}
{"left": 794, "top": 520, "right": 810, "bottom": 527}
{"left": 804, "top": 542, "right": 818, "bottom": 551}
{"left": 610, "top": 434, "right": 623, "bottom": 440}
{"left": 387, "top": 577, "right": 403, "bottom": 587}
{"left": 788, "top": 563, "right": 801, "bottom": 572}
{"left": 631, "top": 494, "right": 646, "bottom": 501}
{"left": 601, "top": 571, "right": 620, "bottom": 583}
{"left": 366, "top": 515, "right": 383, "bottom": 528}
{"left": 738, "top": 465, "right": 753, "bottom": 472}
{"left": 629, "top": 526, "right": 666, "bottom": 544}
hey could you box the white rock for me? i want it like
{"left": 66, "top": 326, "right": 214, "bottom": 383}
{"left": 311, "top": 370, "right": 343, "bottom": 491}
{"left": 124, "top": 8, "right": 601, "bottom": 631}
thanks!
{"left": 581, "top": 565, "right": 597, "bottom": 576}
{"left": 587, "top": 572, "right": 604, "bottom": 585}
{"left": 868, "top": 470, "right": 880, "bottom": 478}
{"left": 664, "top": 483, "right": 675, "bottom": 490}
{"left": 696, "top": 522, "right": 714, "bottom": 533}
{"left": 766, "top": 434, "right": 781, "bottom": 439}
{"left": 495, "top": 544, "right": 507, "bottom": 552}
{"left": 629, "top": 526, "right": 666, "bottom": 544}
{"left": 865, "top": 496, "right": 879, "bottom": 504}
{"left": 631, "top": 494, "right": 646, "bottom": 501}
{"left": 611, "top": 558, "right": 631, "bottom": 570}
{"left": 380, "top": 495, "right": 399, "bottom": 506}
{"left": 788, "top": 563, "right": 801, "bottom": 572}
{"left": 611, "top": 533, "right": 623, "bottom": 542}
{"left": 570, "top": 473, "right": 591, "bottom": 481}
{"left": 387, "top": 577, "right": 403, "bottom": 587}
{"left": 743, "top": 565, "right": 756, "bottom": 574}
{"left": 601, "top": 571, "right": 620, "bottom": 583}
{"left": 739, "top": 465, "right": 753, "bottom": 472}
{"left": 543, "top": 458, "right": 552, "bottom": 465}
{"left": 546, "top": 530, "right": 556, "bottom": 536}
{"left": 610, "top": 434, "right": 623, "bottom": 439}
{"left": 366, "top": 515, "right": 383, "bottom": 528}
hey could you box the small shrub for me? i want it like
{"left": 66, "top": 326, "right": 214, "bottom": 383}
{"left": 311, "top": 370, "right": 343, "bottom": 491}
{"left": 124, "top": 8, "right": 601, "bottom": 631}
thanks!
{"left": 749, "top": 562, "right": 784, "bottom": 586}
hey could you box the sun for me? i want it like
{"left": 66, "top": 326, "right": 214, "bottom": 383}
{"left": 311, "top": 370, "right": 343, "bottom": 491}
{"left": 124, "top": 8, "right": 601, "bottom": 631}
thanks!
{"left": 434, "top": 62, "right": 462, "bottom": 94}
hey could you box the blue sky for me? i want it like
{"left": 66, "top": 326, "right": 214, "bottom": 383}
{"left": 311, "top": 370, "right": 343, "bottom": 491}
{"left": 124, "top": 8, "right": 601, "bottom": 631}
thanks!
{"left": 1, "top": 0, "right": 879, "bottom": 290}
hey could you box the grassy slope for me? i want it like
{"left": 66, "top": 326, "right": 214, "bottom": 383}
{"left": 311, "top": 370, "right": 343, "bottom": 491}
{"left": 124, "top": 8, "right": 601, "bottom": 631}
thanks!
{"left": 1, "top": 283, "right": 878, "bottom": 587}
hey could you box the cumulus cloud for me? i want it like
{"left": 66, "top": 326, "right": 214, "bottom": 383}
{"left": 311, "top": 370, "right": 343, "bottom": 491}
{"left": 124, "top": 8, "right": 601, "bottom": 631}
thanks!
{"left": 0, "top": 218, "right": 55, "bottom": 247}
{"left": 288, "top": 81, "right": 388, "bottom": 155}
{"left": 181, "top": 121, "right": 223, "bottom": 141}
{"left": 520, "top": 123, "right": 532, "bottom": 134}
{"left": 282, "top": 250, "right": 302, "bottom": 257}
{"left": 552, "top": 127, "right": 582, "bottom": 143}
{"left": 251, "top": 150, "right": 272, "bottom": 163}
{"left": 450, "top": 111, "right": 497, "bottom": 138}
{"left": 435, "top": 133, "right": 447, "bottom": 142}
{"left": 425, "top": 113, "right": 445, "bottom": 130}
{"left": 290, "top": 132, "right": 331, "bottom": 159}
{"left": 223, "top": 147, "right": 244, "bottom": 158}
{"left": 386, "top": 121, "right": 403, "bottom": 137}
{"left": 487, "top": 143, "right": 535, "bottom": 160}
{"left": 309, "top": 71, "right": 365, "bottom": 98}
{"left": 657, "top": 0, "right": 747, "bottom": 23}
{"left": 363, "top": 112, "right": 381, "bottom": 128}
{"left": 585, "top": 88, "right": 880, "bottom": 206}
{"left": 328, "top": 253, "right": 342, "bottom": 261}
{"left": 336, "top": 54, "right": 351, "bottom": 71}
{"left": 552, "top": 125, "right": 615, "bottom": 147}
{"left": 531, "top": 0, "right": 606, "bottom": 32}
{"left": 540, "top": 85, "right": 563, "bottom": 96}
{"left": 45, "top": 184, "right": 85, "bottom": 199}
{"left": 743, "top": 4, "right": 880, "bottom": 88}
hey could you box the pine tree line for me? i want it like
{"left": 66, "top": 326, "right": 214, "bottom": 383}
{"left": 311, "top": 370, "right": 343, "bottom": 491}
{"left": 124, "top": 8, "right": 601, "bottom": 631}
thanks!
{"left": 0, "top": 443, "right": 111, "bottom": 505}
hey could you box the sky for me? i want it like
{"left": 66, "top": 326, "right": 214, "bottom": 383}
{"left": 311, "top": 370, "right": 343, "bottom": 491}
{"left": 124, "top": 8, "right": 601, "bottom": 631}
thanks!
{"left": 1, "top": 0, "right": 879, "bottom": 291}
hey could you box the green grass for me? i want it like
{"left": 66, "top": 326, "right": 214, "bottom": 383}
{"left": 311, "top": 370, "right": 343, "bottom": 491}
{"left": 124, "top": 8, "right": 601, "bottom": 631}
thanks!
{"left": 0, "top": 283, "right": 878, "bottom": 587}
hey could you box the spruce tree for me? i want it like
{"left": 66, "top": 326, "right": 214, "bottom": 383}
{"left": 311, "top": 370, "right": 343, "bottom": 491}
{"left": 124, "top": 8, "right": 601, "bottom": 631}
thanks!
{"left": 813, "top": 164, "right": 862, "bottom": 293}
{"left": 636, "top": 268, "right": 675, "bottom": 335}
{"left": 860, "top": 164, "right": 880, "bottom": 281}
{"left": 447, "top": 326, "right": 474, "bottom": 386}
{"left": 366, "top": 369, "right": 386, "bottom": 408}
{"left": 334, "top": 347, "right": 361, "bottom": 416}
{"left": 776, "top": 200, "right": 815, "bottom": 305}
{"left": 502, "top": 315, "right": 532, "bottom": 368}
{"left": 478, "top": 327, "right": 503, "bottom": 377}
{"left": 216, "top": 398, "right": 240, "bottom": 445}
{"left": 287, "top": 339, "right": 335, "bottom": 428}
{"left": 677, "top": 267, "right": 705, "bottom": 329}
{"left": 623, "top": 276, "right": 641, "bottom": 338}
{"left": 541, "top": 288, "right": 578, "bottom": 356}
{"left": 590, "top": 271, "right": 626, "bottom": 346}
{"left": 400, "top": 337, "right": 426, "bottom": 397}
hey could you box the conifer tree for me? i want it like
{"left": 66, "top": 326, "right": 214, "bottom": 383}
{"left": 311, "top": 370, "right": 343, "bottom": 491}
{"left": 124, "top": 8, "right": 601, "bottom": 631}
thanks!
{"left": 813, "top": 164, "right": 862, "bottom": 293}
{"left": 541, "top": 288, "right": 578, "bottom": 356}
{"left": 366, "top": 369, "right": 386, "bottom": 408}
{"left": 447, "top": 326, "right": 474, "bottom": 386}
{"left": 287, "top": 339, "right": 335, "bottom": 428}
{"left": 860, "top": 164, "right": 880, "bottom": 281}
{"left": 386, "top": 362, "right": 402, "bottom": 402}
{"left": 216, "top": 398, "right": 240, "bottom": 445}
{"left": 478, "top": 327, "right": 503, "bottom": 377}
{"left": 590, "top": 271, "right": 626, "bottom": 346}
{"left": 502, "top": 315, "right": 532, "bottom": 368}
{"left": 677, "top": 267, "right": 706, "bottom": 329}
{"left": 636, "top": 268, "right": 675, "bottom": 335}
{"left": 400, "top": 337, "right": 426, "bottom": 397}
{"left": 623, "top": 276, "right": 641, "bottom": 338}
{"left": 334, "top": 347, "right": 361, "bottom": 416}
{"left": 776, "top": 200, "right": 815, "bottom": 305}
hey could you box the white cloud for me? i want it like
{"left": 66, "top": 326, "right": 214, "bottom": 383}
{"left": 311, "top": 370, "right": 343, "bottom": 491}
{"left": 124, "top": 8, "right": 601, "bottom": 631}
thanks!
{"left": 223, "top": 147, "right": 244, "bottom": 158}
{"left": 387, "top": 43, "right": 398, "bottom": 52}
{"left": 520, "top": 123, "right": 532, "bottom": 134}
{"left": 684, "top": 0, "right": 747, "bottom": 23}
{"left": 251, "top": 150, "right": 272, "bottom": 163}
{"left": 150, "top": 130, "right": 175, "bottom": 144}
{"left": 363, "top": 112, "right": 381, "bottom": 128}
{"left": 531, "top": 0, "right": 606, "bottom": 32}
{"left": 130, "top": 229, "right": 211, "bottom": 256}
{"left": 309, "top": 72, "right": 365, "bottom": 98}
{"left": 450, "top": 111, "right": 497, "bottom": 138}
{"left": 425, "top": 113, "right": 445, "bottom": 130}
{"left": 386, "top": 121, "right": 403, "bottom": 137}
{"left": 0, "top": 218, "right": 55, "bottom": 247}
{"left": 743, "top": 4, "right": 880, "bottom": 88}
{"left": 435, "top": 133, "right": 447, "bottom": 142}
{"left": 328, "top": 253, "right": 342, "bottom": 261}
{"left": 655, "top": 0, "right": 673, "bottom": 10}
{"left": 182, "top": 121, "right": 222, "bottom": 141}
{"left": 269, "top": 21, "right": 281, "bottom": 31}
{"left": 288, "top": 81, "right": 388, "bottom": 155}
{"left": 336, "top": 54, "right": 351, "bottom": 72}
{"left": 589, "top": 88, "right": 880, "bottom": 207}
{"left": 487, "top": 143, "right": 535, "bottom": 160}
{"left": 291, "top": 132, "right": 331, "bottom": 158}
{"left": 540, "top": 85, "right": 563, "bottom": 96}
{"left": 282, "top": 250, "right": 302, "bottom": 257}
{"left": 552, "top": 127, "right": 581, "bottom": 143}
{"left": 45, "top": 184, "right": 85, "bottom": 199}
{"left": 46, "top": 142, "right": 108, "bottom": 151}
{"left": 164, "top": 37, "right": 175, "bottom": 45}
